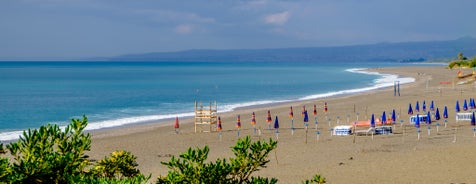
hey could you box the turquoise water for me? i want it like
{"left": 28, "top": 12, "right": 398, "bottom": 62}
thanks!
{"left": 0, "top": 61, "right": 415, "bottom": 141}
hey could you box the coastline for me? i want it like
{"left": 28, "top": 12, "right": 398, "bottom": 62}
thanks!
{"left": 0, "top": 66, "right": 412, "bottom": 141}
{"left": 89, "top": 65, "right": 476, "bottom": 183}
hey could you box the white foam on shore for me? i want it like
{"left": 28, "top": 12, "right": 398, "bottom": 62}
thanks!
{"left": 0, "top": 68, "right": 415, "bottom": 142}
{"left": 299, "top": 68, "right": 415, "bottom": 100}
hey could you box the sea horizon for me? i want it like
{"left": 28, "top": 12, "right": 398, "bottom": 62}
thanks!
{"left": 0, "top": 61, "right": 436, "bottom": 141}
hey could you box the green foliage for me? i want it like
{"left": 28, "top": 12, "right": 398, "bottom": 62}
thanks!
{"left": 448, "top": 53, "right": 476, "bottom": 69}
{"left": 92, "top": 150, "right": 141, "bottom": 179}
{"left": 6, "top": 116, "right": 91, "bottom": 183}
{"left": 0, "top": 116, "right": 149, "bottom": 183}
{"left": 0, "top": 143, "right": 12, "bottom": 183}
{"left": 157, "top": 136, "right": 278, "bottom": 184}
{"left": 302, "top": 174, "right": 326, "bottom": 184}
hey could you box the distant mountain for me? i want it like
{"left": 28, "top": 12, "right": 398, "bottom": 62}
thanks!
{"left": 107, "top": 37, "right": 476, "bottom": 62}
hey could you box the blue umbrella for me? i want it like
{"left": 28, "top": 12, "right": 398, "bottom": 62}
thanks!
{"left": 415, "top": 114, "right": 420, "bottom": 128}
{"left": 274, "top": 115, "right": 279, "bottom": 129}
{"left": 463, "top": 99, "right": 468, "bottom": 111}
{"left": 426, "top": 111, "right": 432, "bottom": 124}
{"left": 408, "top": 103, "right": 413, "bottom": 115}
{"left": 430, "top": 100, "right": 435, "bottom": 111}
{"left": 435, "top": 108, "right": 441, "bottom": 120}
{"left": 422, "top": 100, "right": 426, "bottom": 112}
{"left": 303, "top": 110, "right": 309, "bottom": 126}
{"left": 456, "top": 100, "right": 460, "bottom": 112}
{"left": 381, "top": 111, "right": 387, "bottom": 125}
{"left": 415, "top": 101, "right": 420, "bottom": 112}
{"left": 470, "top": 98, "right": 475, "bottom": 109}
{"left": 391, "top": 109, "right": 396, "bottom": 122}
{"left": 444, "top": 106, "right": 448, "bottom": 119}
{"left": 370, "top": 114, "right": 375, "bottom": 128}
{"left": 471, "top": 112, "right": 476, "bottom": 126}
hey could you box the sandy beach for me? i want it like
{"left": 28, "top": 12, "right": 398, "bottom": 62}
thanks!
{"left": 89, "top": 66, "right": 476, "bottom": 183}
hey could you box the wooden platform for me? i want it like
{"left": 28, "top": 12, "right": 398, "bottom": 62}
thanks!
{"left": 194, "top": 101, "right": 217, "bottom": 133}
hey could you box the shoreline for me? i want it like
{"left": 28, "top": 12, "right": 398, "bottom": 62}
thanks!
{"left": 0, "top": 67, "right": 413, "bottom": 141}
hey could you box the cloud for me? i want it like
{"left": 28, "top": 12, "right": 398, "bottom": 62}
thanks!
{"left": 264, "top": 11, "right": 290, "bottom": 25}
{"left": 175, "top": 24, "right": 193, "bottom": 34}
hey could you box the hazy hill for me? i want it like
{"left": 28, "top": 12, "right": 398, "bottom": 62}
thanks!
{"left": 108, "top": 37, "right": 476, "bottom": 62}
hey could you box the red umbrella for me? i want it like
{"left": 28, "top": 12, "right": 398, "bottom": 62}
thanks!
{"left": 251, "top": 112, "right": 256, "bottom": 125}
{"left": 313, "top": 104, "right": 317, "bottom": 115}
{"left": 266, "top": 110, "right": 272, "bottom": 123}
{"left": 236, "top": 115, "right": 241, "bottom": 129}
{"left": 174, "top": 116, "right": 180, "bottom": 129}
{"left": 289, "top": 106, "right": 294, "bottom": 118}
{"left": 266, "top": 110, "right": 272, "bottom": 130}
{"left": 217, "top": 116, "right": 222, "bottom": 131}
{"left": 174, "top": 116, "right": 179, "bottom": 134}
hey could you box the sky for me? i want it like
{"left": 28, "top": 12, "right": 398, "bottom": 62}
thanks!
{"left": 1, "top": 0, "right": 475, "bottom": 60}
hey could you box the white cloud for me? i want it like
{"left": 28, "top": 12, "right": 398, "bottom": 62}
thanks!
{"left": 175, "top": 24, "right": 193, "bottom": 34}
{"left": 264, "top": 11, "right": 290, "bottom": 25}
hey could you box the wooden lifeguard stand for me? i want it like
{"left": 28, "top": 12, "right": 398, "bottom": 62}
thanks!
{"left": 194, "top": 101, "right": 218, "bottom": 133}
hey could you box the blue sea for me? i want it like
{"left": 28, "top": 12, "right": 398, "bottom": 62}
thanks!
{"left": 0, "top": 61, "right": 418, "bottom": 141}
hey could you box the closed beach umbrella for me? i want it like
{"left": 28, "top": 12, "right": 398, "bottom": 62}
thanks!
{"left": 266, "top": 110, "right": 272, "bottom": 123}
{"left": 415, "top": 101, "right": 420, "bottom": 112}
{"left": 381, "top": 111, "right": 387, "bottom": 125}
{"left": 435, "top": 108, "right": 441, "bottom": 120}
{"left": 370, "top": 114, "right": 375, "bottom": 128}
{"left": 430, "top": 100, "right": 435, "bottom": 111}
{"left": 471, "top": 112, "right": 476, "bottom": 126}
{"left": 174, "top": 116, "right": 180, "bottom": 129}
{"left": 313, "top": 104, "right": 317, "bottom": 116}
{"left": 408, "top": 103, "right": 413, "bottom": 115}
{"left": 301, "top": 106, "right": 306, "bottom": 117}
{"left": 443, "top": 106, "right": 448, "bottom": 119}
{"left": 266, "top": 110, "right": 272, "bottom": 129}
{"left": 422, "top": 100, "right": 426, "bottom": 112}
{"left": 217, "top": 117, "right": 222, "bottom": 131}
{"left": 456, "top": 100, "right": 460, "bottom": 112}
{"left": 236, "top": 115, "right": 241, "bottom": 129}
{"left": 470, "top": 98, "right": 475, "bottom": 109}
{"left": 304, "top": 110, "right": 309, "bottom": 123}
{"left": 391, "top": 109, "right": 396, "bottom": 123}
{"left": 415, "top": 114, "right": 420, "bottom": 128}
{"left": 426, "top": 111, "right": 432, "bottom": 125}
{"left": 324, "top": 102, "right": 328, "bottom": 113}
{"left": 463, "top": 99, "right": 468, "bottom": 111}
{"left": 289, "top": 106, "right": 294, "bottom": 118}
{"left": 274, "top": 116, "right": 279, "bottom": 129}
{"left": 251, "top": 112, "right": 256, "bottom": 125}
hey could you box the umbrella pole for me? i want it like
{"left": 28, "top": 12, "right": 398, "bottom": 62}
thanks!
{"left": 219, "top": 131, "right": 222, "bottom": 141}
{"left": 427, "top": 125, "right": 431, "bottom": 136}
{"left": 453, "top": 128, "right": 457, "bottom": 143}
{"left": 316, "top": 131, "right": 320, "bottom": 142}
{"left": 291, "top": 118, "right": 294, "bottom": 135}
{"left": 305, "top": 126, "right": 308, "bottom": 144}
{"left": 253, "top": 125, "right": 256, "bottom": 135}
{"left": 315, "top": 116, "right": 318, "bottom": 130}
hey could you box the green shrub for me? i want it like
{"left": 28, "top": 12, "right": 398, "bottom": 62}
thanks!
{"left": 92, "top": 150, "right": 141, "bottom": 179}
{"left": 0, "top": 116, "right": 149, "bottom": 183}
{"left": 302, "top": 174, "right": 326, "bottom": 184}
{"left": 6, "top": 116, "right": 91, "bottom": 183}
{"left": 157, "top": 136, "right": 278, "bottom": 184}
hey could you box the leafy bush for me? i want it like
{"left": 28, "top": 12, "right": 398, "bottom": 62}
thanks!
{"left": 302, "top": 174, "right": 326, "bottom": 184}
{"left": 157, "top": 136, "right": 278, "bottom": 184}
{"left": 0, "top": 116, "right": 149, "bottom": 183}
{"left": 92, "top": 150, "right": 141, "bottom": 179}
